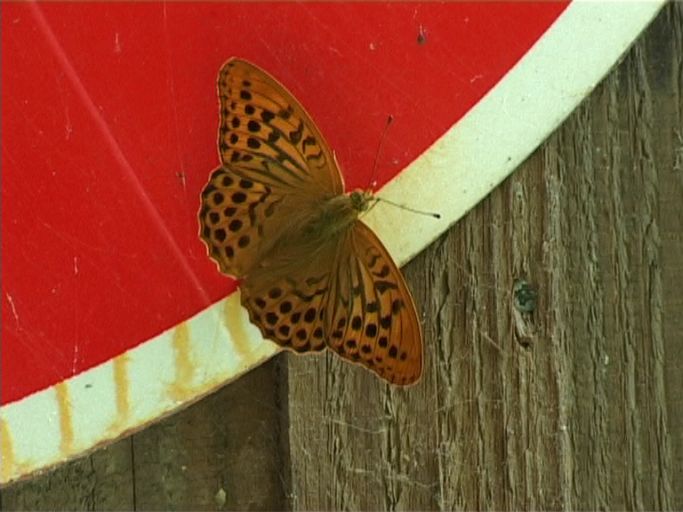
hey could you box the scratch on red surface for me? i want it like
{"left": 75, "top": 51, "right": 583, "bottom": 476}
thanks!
{"left": 161, "top": 1, "right": 187, "bottom": 190}
{"left": 5, "top": 293, "right": 19, "bottom": 325}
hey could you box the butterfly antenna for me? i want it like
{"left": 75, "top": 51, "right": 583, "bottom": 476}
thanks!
{"left": 368, "top": 115, "right": 394, "bottom": 190}
{"left": 375, "top": 197, "right": 441, "bottom": 219}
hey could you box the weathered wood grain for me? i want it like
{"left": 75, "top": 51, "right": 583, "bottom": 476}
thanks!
{"left": 2, "top": 4, "right": 681, "bottom": 510}
{"left": 285, "top": 4, "right": 682, "bottom": 510}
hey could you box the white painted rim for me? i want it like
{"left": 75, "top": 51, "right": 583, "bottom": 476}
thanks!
{"left": 0, "top": 1, "right": 665, "bottom": 486}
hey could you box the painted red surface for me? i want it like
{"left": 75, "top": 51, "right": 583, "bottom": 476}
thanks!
{"left": 1, "top": 2, "right": 569, "bottom": 404}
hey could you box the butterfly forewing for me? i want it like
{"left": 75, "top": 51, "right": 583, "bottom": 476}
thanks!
{"left": 325, "top": 222, "right": 423, "bottom": 385}
{"left": 201, "top": 58, "right": 343, "bottom": 278}
{"left": 218, "top": 59, "right": 344, "bottom": 195}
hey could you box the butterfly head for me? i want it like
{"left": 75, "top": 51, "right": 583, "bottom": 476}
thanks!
{"left": 349, "top": 190, "right": 375, "bottom": 213}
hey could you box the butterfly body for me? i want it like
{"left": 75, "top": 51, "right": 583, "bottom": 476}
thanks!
{"left": 295, "top": 190, "right": 373, "bottom": 243}
{"left": 199, "top": 59, "right": 423, "bottom": 385}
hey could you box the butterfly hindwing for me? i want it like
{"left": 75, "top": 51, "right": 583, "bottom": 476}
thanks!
{"left": 217, "top": 59, "right": 344, "bottom": 196}
{"left": 325, "top": 222, "right": 423, "bottom": 385}
{"left": 239, "top": 238, "right": 340, "bottom": 353}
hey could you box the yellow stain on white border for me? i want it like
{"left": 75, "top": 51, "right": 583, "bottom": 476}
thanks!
{"left": 0, "top": 417, "right": 15, "bottom": 482}
{"left": 104, "top": 354, "right": 131, "bottom": 438}
{"left": 223, "top": 292, "right": 253, "bottom": 359}
{"left": 168, "top": 321, "right": 196, "bottom": 402}
{"left": 54, "top": 382, "right": 74, "bottom": 455}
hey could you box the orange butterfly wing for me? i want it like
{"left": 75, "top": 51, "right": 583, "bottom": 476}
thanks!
{"left": 239, "top": 235, "right": 340, "bottom": 355}
{"left": 217, "top": 59, "right": 343, "bottom": 195}
{"left": 326, "top": 222, "right": 423, "bottom": 385}
{"left": 200, "top": 58, "right": 344, "bottom": 278}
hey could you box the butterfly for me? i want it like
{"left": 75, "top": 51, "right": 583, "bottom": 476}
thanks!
{"left": 198, "top": 58, "right": 423, "bottom": 385}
